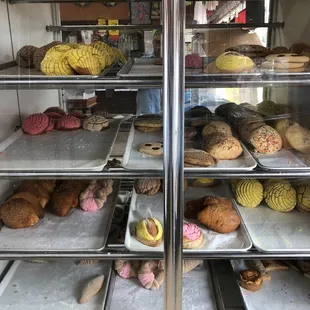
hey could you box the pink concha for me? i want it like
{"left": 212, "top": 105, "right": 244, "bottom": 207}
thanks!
{"left": 44, "top": 106, "right": 66, "bottom": 116}
{"left": 44, "top": 118, "right": 54, "bottom": 133}
{"left": 56, "top": 115, "right": 81, "bottom": 130}
{"left": 22, "top": 113, "right": 49, "bottom": 135}
{"left": 185, "top": 54, "right": 202, "bottom": 69}
{"left": 45, "top": 111, "right": 63, "bottom": 120}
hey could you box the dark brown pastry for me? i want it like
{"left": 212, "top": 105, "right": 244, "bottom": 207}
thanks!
{"left": 239, "top": 270, "right": 263, "bottom": 292}
{"left": 16, "top": 45, "right": 37, "bottom": 68}
{"left": 49, "top": 187, "right": 80, "bottom": 217}
{"left": 185, "top": 197, "right": 208, "bottom": 219}
{"left": 7, "top": 192, "right": 44, "bottom": 219}
{"left": 290, "top": 43, "right": 310, "bottom": 55}
{"left": 270, "top": 46, "right": 289, "bottom": 54}
{"left": 135, "top": 179, "right": 161, "bottom": 196}
{"left": 225, "top": 44, "right": 269, "bottom": 57}
{"left": 0, "top": 198, "right": 40, "bottom": 229}
{"left": 15, "top": 181, "right": 51, "bottom": 208}
{"left": 197, "top": 197, "right": 240, "bottom": 233}
{"left": 184, "top": 127, "right": 197, "bottom": 140}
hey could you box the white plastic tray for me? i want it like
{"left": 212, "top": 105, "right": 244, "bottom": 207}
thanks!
{"left": 110, "top": 262, "right": 217, "bottom": 310}
{"left": 234, "top": 199, "right": 310, "bottom": 252}
{"left": 0, "top": 181, "right": 120, "bottom": 251}
{"left": 231, "top": 260, "right": 310, "bottom": 310}
{"left": 0, "top": 260, "right": 112, "bottom": 310}
{"left": 0, "top": 118, "right": 122, "bottom": 171}
{"left": 251, "top": 148, "right": 309, "bottom": 170}
{"left": 122, "top": 124, "right": 257, "bottom": 171}
{"left": 125, "top": 183, "right": 252, "bottom": 252}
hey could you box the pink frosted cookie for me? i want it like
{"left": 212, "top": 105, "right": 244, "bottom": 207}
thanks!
{"left": 44, "top": 106, "right": 66, "bottom": 116}
{"left": 22, "top": 113, "right": 49, "bottom": 135}
{"left": 185, "top": 54, "right": 202, "bottom": 69}
{"left": 44, "top": 118, "right": 54, "bottom": 133}
{"left": 56, "top": 115, "right": 81, "bottom": 130}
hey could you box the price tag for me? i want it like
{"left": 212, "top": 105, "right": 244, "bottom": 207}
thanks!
{"left": 108, "top": 20, "right": 119, "bottom": 36}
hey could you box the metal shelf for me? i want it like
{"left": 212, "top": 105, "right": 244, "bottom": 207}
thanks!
{"left": 1, "top": 168, "right": 310, "bottom": 180}
{"left": 9, "top": 0, "right": 267, "bottom": 3}
{"left": 46, "top": 22, "right": 284, "bottom": 32}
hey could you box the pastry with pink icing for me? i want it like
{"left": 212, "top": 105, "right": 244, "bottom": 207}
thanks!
{"left": 183, "top": 222, "right": 204, "bottom": 249}
{"left": 185, "top": 53, "right": 203, "bottom": 69}
{"left": 44, "top": 118, "right": 54, "bottom": 133}
{"left": 79, "top": 179, "right": 113, "bottom": 212}
{"left": 55, "top": 115, "right": 81, "bottom": 130}
{"left": 114, "top": 260, "right": 141, "bottom": 279}
{"left": 138, "top": 260, "right": 164, "bottom": 290}
{"left": 22, "top": 113, "right": 50, "bottom": 135}
{"left": 45, "top": 111, "right": 63, "bottom": 121}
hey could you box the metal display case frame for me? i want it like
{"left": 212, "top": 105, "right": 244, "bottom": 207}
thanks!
{"left": 1, "top": 0, "right": 310, "bottom": 309}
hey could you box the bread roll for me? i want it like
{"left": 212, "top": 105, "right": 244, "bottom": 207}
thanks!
{"left": 197, "top": 197, "right": 241, "bottom": 233}
{"left": 205, "top": 134, "right": 243, "bottom": 160}
{"left": 285, "top": 123, "right": 310, "bottom": 154}
{"left": 274, "top": 119, "right": 294, "bottom": 149}
{"left": 249, "top": 125, "right": 282, "bottom": 154}
{"left": 239, "top": 270, "right": 263, "bottom": 292}
{"left": 0, "top": 199, "right": 40, "bottom": 229}
{"left": 202, "top": 121, "right": 232, "bottom": 141}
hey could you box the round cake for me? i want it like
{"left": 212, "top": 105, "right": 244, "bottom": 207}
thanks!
{"left": 22, "top": 113, "right": 50, "bottom": 135}
{"left": 235, "top": 179, "right": 263, "bottom": 208}
{"left": 56, "top": 115, "right": 81, "bottom": 130}
{"left": 264, "top": 180, "right": 296, "bottom": 212}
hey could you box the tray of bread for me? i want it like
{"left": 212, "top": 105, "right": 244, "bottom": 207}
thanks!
{"left": 215, "top": 101, "right": 310, "bottom": 170}
{"left": 231, "top": 179, "right": 310, "bottom": 252}
{"left": 0, "top": 41, "right": 126, "bottom": 79}
{"left": 125, "top": 179, "right": 252, "bottom": 252}
{"left": 0, "top": 109, "right": 123, "bottom": 171}
{"left": 122, "top": 114, "right": 257, "bottom": 171}
{"left": 0, "top": 179, "right": 119, "bottom": 251}
{"left": 231, "top": 259, "right": 310, "bottom": 310}
{"left": 110, "top": 260, "right": 217, "bottom": 310}
{"left": 0, "top": 260, "right": 112, "bottom": 310}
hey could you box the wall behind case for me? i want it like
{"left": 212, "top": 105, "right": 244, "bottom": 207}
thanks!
{"left": 8, "top": 4, "right": 60, "bottom": 116}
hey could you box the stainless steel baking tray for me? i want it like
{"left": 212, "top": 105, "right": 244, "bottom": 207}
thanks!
{"left": 0, "top": 118, "right": 123, "bottom": 171}
{"left": 125, "top": 182, "right": 252, "bottom": 253}
{"left": 110, "top": 261, "right": 218, "bottom": 310}
{"left": 0, "top": 260, "right": 113, "bottom": 310}
{"left": 0, "top": 180, "right": 120, "bottom": 252}
{"left": 231, "top": 260, "right": 310, "bottom": 310}
{"left": 0, "top": 60, "right": 119, "bottom": 79}
{"left": 117, "top": 58, "right": 219, "bottom": 78}
{"left": 122, "top": 124, "right": 257, "bottom": 171}
{"left": 250, "top": 148, "right": 310, "bottom": 170}
{"left": 233, "top": 198, "right": 310, "bottom": 252}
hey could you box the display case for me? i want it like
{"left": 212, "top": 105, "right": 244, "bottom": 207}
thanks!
{"left": 0, "top": 0, "right": 310, "bottom": 309}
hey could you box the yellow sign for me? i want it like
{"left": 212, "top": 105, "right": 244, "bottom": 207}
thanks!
{"left": 108, "top": 20, "right": 119, "bottom": 36}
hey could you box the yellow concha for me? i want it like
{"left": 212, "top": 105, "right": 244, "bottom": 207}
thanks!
{"left": 296, "top": 184, "right": 310, "bottom": 212}
{"left": 66, "top": 48, "right": 102, "bottom": 75}
{"left": 264, "top": 180, "right": 296, "bottom": 212}
{"left": 136, "top": 218, "right": 163, "bottom": 241}
{"left": 216, "top": 52, "right": 254, "bottom": 71}
{"left": 235, "top": 179, "right": 263, "bottom": 208}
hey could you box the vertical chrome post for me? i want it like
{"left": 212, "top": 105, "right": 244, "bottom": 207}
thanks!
{"left": 162, "top": 0, "right": 185, "bottom": 307}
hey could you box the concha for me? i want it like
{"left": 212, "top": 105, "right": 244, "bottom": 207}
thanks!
{"left": 264, "top": 180, "right": 296, "bottom": 212}
{"left": 235, "top": 179, "right": 263, "bottom": 208}
{"left": 296, "top": 184, "right": 310, "bottom": 212}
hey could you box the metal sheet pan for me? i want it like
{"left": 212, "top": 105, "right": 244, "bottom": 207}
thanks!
{"left": 0, "top": 118, "right": 122, "bottom": 171}
{"left": 0, "top": 60, "right": 119, "bottom": 79}
{"left": 0, "top": 260, "right": 113, "bottom": 310}
{"left": 117, "top": 58, "right": 208, "bottom": 78}
{"left": 0, "top": 180, "right": 120, "bottom": 252}
{"left": 231, "top": 260, "right": 310, "bottom": 310}
{"left": 109, "top": 262, "right": 218, "bottom": 310}
{"left": 122, "top": 124, "right": 257, "bottom": 171}
{"left": 125, "top": 182, "right": 252, "bottom": 253}
{"left": 233, "top": 198, "right": 310, "bottom": 252}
